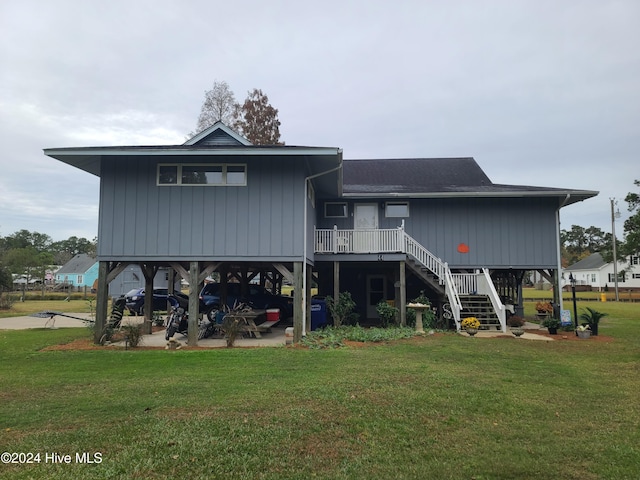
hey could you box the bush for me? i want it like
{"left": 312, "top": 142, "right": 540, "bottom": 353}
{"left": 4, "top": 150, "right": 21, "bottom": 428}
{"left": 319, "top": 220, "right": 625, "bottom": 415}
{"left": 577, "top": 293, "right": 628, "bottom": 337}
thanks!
{"left": 325, "top": 292, "right": 357, "bottom": 327}
{"left": 376, "top": 300, "right": 399, "bottom": 327}
{"left": 121, "top": 324, "right": 143, "bottom": 348}
{"left": 0, "top": 293, "right": 16, "bottom": 310}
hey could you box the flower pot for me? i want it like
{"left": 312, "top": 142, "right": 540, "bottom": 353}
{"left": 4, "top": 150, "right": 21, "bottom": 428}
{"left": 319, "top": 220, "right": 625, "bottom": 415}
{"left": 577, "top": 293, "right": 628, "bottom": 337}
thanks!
{"left": 547, "top": 327, "right": 558, "bottom": 335}
{"left": 465, "top": 328, "right": 478, "bottom": 337}
{"left": 577, "top": 330, "right": 591, "bottom": 339}
{"left": 511, "top": 327, "right": 525, "bottom": 337}
{"left": 590, "top": 324, "right": 599, "bottom": 336}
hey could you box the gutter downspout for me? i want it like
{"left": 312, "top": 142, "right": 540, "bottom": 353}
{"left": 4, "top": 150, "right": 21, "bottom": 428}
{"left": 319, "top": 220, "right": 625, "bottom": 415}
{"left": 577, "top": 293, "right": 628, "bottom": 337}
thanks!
{"left": 303, "top": 158, "right": 343, "bottom": 337}
{"left": 556, "top": 194, "right": 571, "bottom": 314}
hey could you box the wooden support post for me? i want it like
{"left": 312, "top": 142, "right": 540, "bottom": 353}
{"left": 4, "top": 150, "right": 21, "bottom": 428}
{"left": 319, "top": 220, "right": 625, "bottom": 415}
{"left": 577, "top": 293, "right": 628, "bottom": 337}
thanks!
{"left": 188, "top": 261, "right": 199, "bottom": 346}
{"left": 306, "top": 265, "right": 312, "bottom": 333}
{"left": 94, "top": 261, "right": 109, "bottom": 344}
{"left": 140, "top": 264, "right": 157, "bottom": 335}
{"left": 399, "top": 261, "right": 407, "bottom": 326}
{"left": 293, "top": 262, "right": 303, "bottom": 343}
{"left": 333, "top": 261, "right": 340, "bottom": 305}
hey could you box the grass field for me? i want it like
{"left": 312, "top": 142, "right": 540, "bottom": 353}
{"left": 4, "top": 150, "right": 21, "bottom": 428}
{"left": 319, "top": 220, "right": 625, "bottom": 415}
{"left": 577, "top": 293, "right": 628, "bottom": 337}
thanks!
{"left": 0, "top": 300, "right": 639, "bottom": 479}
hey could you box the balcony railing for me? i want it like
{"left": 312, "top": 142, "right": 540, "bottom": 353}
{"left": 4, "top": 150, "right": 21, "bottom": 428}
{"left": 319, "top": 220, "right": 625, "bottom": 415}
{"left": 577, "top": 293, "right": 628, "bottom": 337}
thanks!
{"left": 315, "top": 227, "right": 404, "bottom": 254}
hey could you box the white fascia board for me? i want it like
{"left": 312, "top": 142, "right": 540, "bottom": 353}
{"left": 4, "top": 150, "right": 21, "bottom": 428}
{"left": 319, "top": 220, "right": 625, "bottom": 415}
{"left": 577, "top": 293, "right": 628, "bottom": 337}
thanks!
{"left": 44, "top": 147, "right": 341, "bottom": 157}
{"left": 342, "top": 190, "right": 598, "bottom": 199}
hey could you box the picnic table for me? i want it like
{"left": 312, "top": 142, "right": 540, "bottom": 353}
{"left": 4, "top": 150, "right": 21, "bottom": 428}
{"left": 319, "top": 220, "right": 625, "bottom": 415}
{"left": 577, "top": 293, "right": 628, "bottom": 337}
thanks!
{"left": 223, "top": 310, "right": 280, "bottom": 338}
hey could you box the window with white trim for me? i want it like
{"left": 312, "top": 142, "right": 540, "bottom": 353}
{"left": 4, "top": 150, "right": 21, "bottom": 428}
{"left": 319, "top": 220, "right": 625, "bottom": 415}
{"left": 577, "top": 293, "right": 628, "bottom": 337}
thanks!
{"left": 608, "top": 272, "right": 626, "bottom": 283}
{"left": 157, "top": 164, "right": 246, "bottom": 186}
{"left": 77, "top": 275, "right": 83, "bottom": 285}
{"left": 633, "top": 274, "right": 640, "bottom": 279}
{"left": 631, "top": 256, "right": 639, "bottom": 265}
{"left": 325, "top": 202, "right": 348, "bottom": 218}
{"left": 385, "top": 201, "right": 409, "bottom": 217}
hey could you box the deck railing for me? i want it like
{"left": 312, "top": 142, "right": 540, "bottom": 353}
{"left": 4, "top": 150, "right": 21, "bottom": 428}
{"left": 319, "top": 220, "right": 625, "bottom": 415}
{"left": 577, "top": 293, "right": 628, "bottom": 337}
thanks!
{"left": 315, "top": 226, "right": 464, "bottom": 327}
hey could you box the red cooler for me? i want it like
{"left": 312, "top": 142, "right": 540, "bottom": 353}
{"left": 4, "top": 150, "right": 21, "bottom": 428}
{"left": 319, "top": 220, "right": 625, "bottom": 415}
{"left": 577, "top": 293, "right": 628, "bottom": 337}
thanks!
{"left": 266, "top": 308, "right": 280, "bottom": 321}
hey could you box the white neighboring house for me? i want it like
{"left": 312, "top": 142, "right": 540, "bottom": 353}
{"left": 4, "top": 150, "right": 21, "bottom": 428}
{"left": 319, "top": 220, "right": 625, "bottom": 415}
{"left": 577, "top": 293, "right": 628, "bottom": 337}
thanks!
{"left": 564, "top": 253, "right": 640, "bottom": 291}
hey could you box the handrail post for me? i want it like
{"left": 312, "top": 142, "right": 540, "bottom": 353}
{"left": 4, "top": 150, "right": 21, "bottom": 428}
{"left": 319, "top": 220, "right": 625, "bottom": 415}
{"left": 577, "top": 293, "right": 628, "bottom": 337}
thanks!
{"left": 333, "top": 225, "right": 338, "bottom": 254}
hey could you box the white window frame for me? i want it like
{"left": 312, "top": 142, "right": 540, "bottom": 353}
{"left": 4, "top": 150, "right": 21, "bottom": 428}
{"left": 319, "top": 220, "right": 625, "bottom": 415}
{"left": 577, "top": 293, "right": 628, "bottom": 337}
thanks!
{"left": 324, "top": 202, "right": 348, "bottom": 218}
{"left": 157, "top": 163, "right": 247, "bottom": 186}
{"left": 385, "top": 201, "right": 410, "bottom": 218}
{"left": 77, "top": 275, "right": 83, "bottom": 285}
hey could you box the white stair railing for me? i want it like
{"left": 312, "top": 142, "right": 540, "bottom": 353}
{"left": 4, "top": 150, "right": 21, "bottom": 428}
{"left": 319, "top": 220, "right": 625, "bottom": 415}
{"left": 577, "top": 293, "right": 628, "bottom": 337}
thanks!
{"left": 478, "top": 268, "right": 506, "bottom": 332}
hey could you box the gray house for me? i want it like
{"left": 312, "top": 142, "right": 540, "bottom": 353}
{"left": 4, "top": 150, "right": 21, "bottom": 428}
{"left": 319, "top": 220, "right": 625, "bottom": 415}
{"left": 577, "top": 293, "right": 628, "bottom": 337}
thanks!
{"left": 45, "top": 122, "right": 597, "bottom": 343}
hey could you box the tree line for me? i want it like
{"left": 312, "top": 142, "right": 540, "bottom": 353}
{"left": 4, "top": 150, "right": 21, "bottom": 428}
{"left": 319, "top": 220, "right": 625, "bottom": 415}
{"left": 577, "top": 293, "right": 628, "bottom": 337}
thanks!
{"left": 562, "top": 179, "right": 639, "bottom": 266}
{"left": 0, "top": 230, "right": 96, "bottom": 291}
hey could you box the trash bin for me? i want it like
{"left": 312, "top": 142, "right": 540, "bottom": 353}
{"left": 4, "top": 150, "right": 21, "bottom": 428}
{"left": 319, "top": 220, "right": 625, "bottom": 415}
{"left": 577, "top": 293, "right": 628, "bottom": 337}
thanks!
{"left": 311, "top": 299, "right": 328, "bottom": 330}
{"left": 600, "top": 293, "right": 607, "bottom": 302}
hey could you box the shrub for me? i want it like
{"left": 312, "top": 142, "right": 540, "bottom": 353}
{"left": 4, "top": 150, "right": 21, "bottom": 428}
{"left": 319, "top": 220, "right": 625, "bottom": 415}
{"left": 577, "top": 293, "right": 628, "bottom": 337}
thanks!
{"left": 121, "top": 324, "right": 143, "bottom": 348}
{"left": 325, "top": 292, "right": 357, "bottom": 327}
{"left": 376, "top": 300, "right": 399, "bottom": 327}
{"left": 0, "top": 293, "right": 16, "bottom": 310}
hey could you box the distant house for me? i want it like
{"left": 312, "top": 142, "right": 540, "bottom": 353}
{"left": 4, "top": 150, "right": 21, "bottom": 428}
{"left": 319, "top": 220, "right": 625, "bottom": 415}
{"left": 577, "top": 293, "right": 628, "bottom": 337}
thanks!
{"left": 45, "top": 121, "right": 598, "bottom": 343}
{"left": 55, "top": 254, "right": 99, "bottom": 288}
{"left": 565, "top": 253, "right": 640, "bottom": 291}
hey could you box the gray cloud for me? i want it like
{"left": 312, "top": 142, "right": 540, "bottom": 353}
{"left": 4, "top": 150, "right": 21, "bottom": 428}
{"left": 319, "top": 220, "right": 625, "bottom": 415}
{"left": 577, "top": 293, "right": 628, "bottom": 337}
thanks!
{"left": 0, "top": 0, "right": 637, "bottom": 241}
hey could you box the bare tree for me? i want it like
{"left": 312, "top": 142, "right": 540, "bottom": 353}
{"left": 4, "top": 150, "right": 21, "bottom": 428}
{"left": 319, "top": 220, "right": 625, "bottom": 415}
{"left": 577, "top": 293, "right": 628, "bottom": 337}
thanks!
{"left": 192, "top": 80, "right": 237, "bottom": 134}
{"left": 232, "top": 88, "right": 283, "bottom": 145}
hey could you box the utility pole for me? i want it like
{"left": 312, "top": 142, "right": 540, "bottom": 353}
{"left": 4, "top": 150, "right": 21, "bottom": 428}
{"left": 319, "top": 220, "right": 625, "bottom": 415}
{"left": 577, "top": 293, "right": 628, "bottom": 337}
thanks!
{"left": 610, "top": 198, "right": 621, "bottom": 301}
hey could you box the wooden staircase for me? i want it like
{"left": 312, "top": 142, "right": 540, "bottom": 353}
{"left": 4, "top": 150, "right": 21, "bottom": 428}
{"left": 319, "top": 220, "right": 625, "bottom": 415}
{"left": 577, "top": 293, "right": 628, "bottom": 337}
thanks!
{"left": 460, "top": 295, "right": 501, "bottom": 330}
{"left": 405, "top": 257, "right": 444, "bottom": 293}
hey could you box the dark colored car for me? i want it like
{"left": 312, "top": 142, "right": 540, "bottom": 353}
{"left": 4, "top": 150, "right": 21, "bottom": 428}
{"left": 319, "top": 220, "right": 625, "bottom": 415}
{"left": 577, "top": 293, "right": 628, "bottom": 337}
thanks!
{"left": 199, "top": 283, "right": 293, "bottom": 321}
{"left": 124, "top": 288, "right": 186, "bottom": 316}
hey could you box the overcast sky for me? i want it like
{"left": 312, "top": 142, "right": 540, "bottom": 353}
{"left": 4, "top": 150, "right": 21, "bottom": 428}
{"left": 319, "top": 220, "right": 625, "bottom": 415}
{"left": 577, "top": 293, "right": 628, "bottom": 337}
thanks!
{"left": 1, "top": 0, "right": 638, "bottom": 243}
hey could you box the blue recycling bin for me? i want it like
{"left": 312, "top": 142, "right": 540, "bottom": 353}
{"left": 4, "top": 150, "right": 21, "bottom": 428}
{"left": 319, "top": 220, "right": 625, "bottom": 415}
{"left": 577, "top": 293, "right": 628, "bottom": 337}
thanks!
{"left": 311, "top": 299, "right": 328, "bottom": 330}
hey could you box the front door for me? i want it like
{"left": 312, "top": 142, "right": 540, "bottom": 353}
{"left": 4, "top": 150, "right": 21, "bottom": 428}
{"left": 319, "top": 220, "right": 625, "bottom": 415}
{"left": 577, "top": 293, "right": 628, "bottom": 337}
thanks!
{"left": 366, "top": 275, "right": 386, "bottom": 319}
{"left": 354, "top": 203, "right": 379, "bottom": 252}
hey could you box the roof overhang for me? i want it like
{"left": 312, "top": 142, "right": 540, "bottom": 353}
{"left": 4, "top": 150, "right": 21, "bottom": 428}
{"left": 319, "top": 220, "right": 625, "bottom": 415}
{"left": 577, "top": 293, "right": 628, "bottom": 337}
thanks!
{"left": 43, "top": 145, "right": 343, "bottom": 178}
{"left": 343, "top": 187, "right": 598, "bottom": 207}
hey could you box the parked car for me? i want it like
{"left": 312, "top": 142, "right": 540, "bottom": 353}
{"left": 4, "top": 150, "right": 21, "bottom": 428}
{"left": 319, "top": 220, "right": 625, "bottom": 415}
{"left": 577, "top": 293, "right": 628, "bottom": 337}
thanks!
{"left": 124, "top": 288, "right": 187, "bottom": 316}
{"left": 199, "top": 283, "right": 293, "bottom": 321}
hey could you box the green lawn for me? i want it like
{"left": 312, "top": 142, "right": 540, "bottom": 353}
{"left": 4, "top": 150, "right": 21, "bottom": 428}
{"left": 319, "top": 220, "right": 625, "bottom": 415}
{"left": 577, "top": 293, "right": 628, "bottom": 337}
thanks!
{"left": 0, "top": 303, "right": 639, "bottom": 479}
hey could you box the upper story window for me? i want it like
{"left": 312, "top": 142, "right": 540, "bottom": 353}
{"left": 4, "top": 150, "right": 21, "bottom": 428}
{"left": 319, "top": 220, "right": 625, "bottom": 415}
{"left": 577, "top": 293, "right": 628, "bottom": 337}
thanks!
{"left": 385, "top": 201, "right": 409, "bottom": 217}
{"left": 325, "top": 202, "right": 348, "bottom": 218}
{"left": 158, "top": 164, "right": 247, "bottom": 186}
{"left": 631, "top": 256, "right": 639, "bottom": 265}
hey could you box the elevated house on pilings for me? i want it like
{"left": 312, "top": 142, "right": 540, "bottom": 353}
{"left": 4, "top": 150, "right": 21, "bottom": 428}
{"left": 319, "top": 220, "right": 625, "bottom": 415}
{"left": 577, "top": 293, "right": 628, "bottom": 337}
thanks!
{"left": 45, "top": 122, "right": 597, "bottom": 344}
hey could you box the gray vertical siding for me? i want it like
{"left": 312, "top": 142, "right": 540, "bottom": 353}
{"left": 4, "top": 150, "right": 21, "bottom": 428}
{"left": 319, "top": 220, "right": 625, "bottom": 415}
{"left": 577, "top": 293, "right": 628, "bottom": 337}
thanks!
{"left": 98, "top": 155, "right": 307, "bottom": 260}
{"left": 316, "top": 197, "right": 560, "bottom": 268}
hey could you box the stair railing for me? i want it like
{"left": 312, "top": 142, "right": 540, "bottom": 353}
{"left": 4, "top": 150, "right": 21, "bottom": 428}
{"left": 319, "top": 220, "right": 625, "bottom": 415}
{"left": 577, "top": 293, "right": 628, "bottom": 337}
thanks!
{"left": 479, "top": 268, "right": 506, "bottom": 332}
{"left": 401, "top": 230, "right": 462, "bottom": 329}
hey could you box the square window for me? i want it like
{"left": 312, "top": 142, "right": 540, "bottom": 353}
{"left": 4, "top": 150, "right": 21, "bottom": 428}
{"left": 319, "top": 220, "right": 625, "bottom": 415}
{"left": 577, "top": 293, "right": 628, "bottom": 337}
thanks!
{"left": 158, "top": 165, "right": 178, "bottom": 184}
{"left": 325, "top": 203, "right": 348, "bottom": 218}
{"left": 226, "top": 165, "right": 246, "bottom": 185}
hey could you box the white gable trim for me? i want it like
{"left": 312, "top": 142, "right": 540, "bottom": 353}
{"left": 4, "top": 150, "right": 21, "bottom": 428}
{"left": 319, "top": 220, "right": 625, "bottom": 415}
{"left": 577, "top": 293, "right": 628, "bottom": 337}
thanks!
{"left": 183, "top": 121, "right": 252, "bottom": 146}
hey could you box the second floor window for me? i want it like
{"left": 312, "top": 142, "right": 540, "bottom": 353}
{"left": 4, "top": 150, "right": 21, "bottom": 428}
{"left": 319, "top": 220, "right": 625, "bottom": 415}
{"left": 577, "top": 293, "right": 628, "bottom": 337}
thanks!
{"left": 158, "top": 164, "right": 247, "bottom": 186}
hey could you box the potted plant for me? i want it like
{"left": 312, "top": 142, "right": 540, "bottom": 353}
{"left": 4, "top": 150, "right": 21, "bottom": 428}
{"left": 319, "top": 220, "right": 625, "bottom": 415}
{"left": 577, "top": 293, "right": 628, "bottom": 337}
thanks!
{"left": 535, "top": 301, "right": 553, "bottom": 318}
{"left": 507, "top": 315, "right": 525, "bottom": 337}
{"left": 579, "top": 307, "right": 607, "bottom": 336}
{"left": 461, "top": 317, "right": 480, "bottom": 336}
{"left": 576, "top": 324, "right": 591, "bottom": 339}
{"left": 542, "top": 317, "right": 561, "bottom": 335}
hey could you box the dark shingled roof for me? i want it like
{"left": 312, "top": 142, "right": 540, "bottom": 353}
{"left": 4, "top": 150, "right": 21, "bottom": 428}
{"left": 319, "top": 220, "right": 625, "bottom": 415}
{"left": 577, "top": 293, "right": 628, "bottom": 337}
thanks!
{"left": 343, "top": 158, "right": 490, "bottom": 194}
{"left": 341, "top": 158, "right": 597, "bottom": 205}
{"left": 565, "top": 253, "right": 607, "bottom": 271}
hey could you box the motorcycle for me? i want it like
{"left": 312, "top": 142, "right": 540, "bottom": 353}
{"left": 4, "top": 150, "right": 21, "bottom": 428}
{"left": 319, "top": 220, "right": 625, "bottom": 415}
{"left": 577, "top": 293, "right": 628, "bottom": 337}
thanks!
{"left": 165, "top": 294, "right": 189, "bottom": 340}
